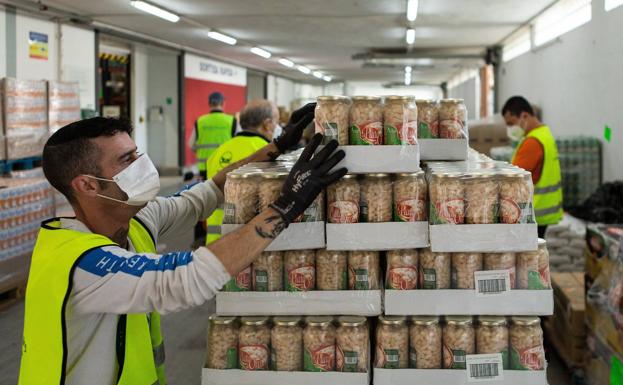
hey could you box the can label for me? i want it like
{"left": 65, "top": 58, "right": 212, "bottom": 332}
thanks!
{"left": 222, "top": 202, "right": 236, "bottom": 224}
{"left": 239, "top": 344, "right": 269, "bottom": 370}
{"left": 316, "top": 121, "right": 339, "bottom": 143}
{"left": 511, "top": 345, "right": 544, "bottom": 370}
{"left": 440, "top": 118, "right": 465, "bottom": 139}
{"left": 421, "top": 268, "right": 437, "bottom": 289}
{"left": 431, "top": 199, "right": 465, "bottom": 224}
{"left": 286, "top": 265, "right": 315, "bottom": 291}
{"left": 223, "top": 266, "right": 251, "bottom": 291}
{"left": 375, "top": 345, "right": 400, "bottom": 368}
{"left": 394, "top": 199, "right": 425, "bottom": 222}
{"left": 329, "top": 201, "right": 359, "bottom": 223}
{"left": 443, "top": 343, "right": 467, "bottom": 369}
{"left": 387, "top": 266, "right": 418, "bottom": 290}
{"left": 226, "top": 347, "right": 238, "bottom": 369}
{"left": 304, "top": 344, "right": 335, "bottom": 371}
{"left": 418, "top": 120, "right": 438, "bottom": 138}
{"left": 384, "top": 121, "right": 418, "bottom": 145}
{"left": 336, "top": 345, "right": 359, "bottom": 372}
{"left": 527, "top": 267, "right": 549, "bottom": 290}
{"left": 350, "top": 267, "right": 370, "bottom": 290}
{"left": 254, "top": 269, "right": 268, "bottom": 291}
{"left": 350, "top": 121, "right": 383, "bottom": 145}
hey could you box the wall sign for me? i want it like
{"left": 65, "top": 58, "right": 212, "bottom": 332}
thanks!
{"left": 184, "top": 53, "right": 247, "bottom": 86}
{"left": 29, "top": 32, "right": 49, "bottom": 60}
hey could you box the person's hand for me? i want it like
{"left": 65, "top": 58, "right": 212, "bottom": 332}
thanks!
{"left": 273, "top": 102, "right": 316, "bottom": 153}
{"left": 270, "top": 133, "right": 347, "bottom": 225}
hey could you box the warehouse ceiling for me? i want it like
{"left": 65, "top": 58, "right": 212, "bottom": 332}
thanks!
{"left": 22, "top": 0, "right": 553, "bottom": 85}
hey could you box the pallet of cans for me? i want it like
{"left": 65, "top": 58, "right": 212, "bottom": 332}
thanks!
{"left": 202, "top": 315, "right": 370, "bottom": 385}
{"left": 216, "top": 249, "right": 382, "bottom": 316}
{"left": 221, "top": 162, "right": 325, "bottom": 251}
{"left": 325, "top": 171, "right": 429, "bottom": 250}
{"left": 372, "top": 315, "right": 548, "bottom": 385}
{"left": 426, "top": 160, "right": 538, "bottom": 252}
{"left": 383, "top": 243, "right": 553, "bottom": 316}
{"left": 48, "top": 81, "right": 81, "bottom": 133}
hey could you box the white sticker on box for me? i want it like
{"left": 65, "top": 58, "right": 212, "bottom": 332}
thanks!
{"left": 474, "top": 270, "right": 511, "bottom": 296}
{"left": 466, "top": 353, "right": 504, "bottom": 382}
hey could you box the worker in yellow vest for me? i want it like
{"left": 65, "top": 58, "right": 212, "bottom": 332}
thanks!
{"left": 188, "top": 92, "right": 237, "bottom": 179}
{"left": 19, "top": 111, "right": 345, "bottom": 385}
{"left": 206, "top": 99, "right": 298, "bottom": 244}
{"left": 502, "top": 96, "right": 563, "bottom": 238}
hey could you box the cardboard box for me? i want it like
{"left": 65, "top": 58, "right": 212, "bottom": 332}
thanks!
{"left": 467, "top": 118, "right": 510, "bottom": 156}
{"left": 221, "top": 222, "right": 325, "bottom": 251}
{"left": 419, "top": 139, "right": 468, "bottom": 160}
{"left": 544, "top": 318, "right": 584, "bottom": 368}
{"left": 585, "top": 301, "right": 623, "bottom": 357}
{"left": 373, "top": 368, "right": 548, "bottom": 385}
{"left": 329, "top": 145, "right": 421, "bottom": 173}
{"left": 216, "top": 290, "right": 382, "bottom": 316}
{"left": 202, "top": 369, "right": 369, "bottom": 385}
{"left": 551, "top": 272, "right": 586, "bottom": 336}
{"left": 585, "top": 331, "right": 623, "bottom": 385}
{"left": 429, "top": 224, "right": 538, "bottom": 252}
{"left": 326, "top": 222, "right": 428, "bottom": 251}
{"left": 384, "top": 289, "right": 553, "bottom": 316}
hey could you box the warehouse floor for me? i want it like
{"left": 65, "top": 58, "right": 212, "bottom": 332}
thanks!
{"left": 0, "top": 176, "right": 573, "bottom": 384}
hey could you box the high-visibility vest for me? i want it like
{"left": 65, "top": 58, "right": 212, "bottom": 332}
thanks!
{"left": 512, "top": 125, "right": 563, "bottom": 225}
{"left": 195, "top": 112, "right": 234, "bottom": 172}
{"left": 206, "top": 132, "right": 270, "bottom": 244}
{"left": 19, "top": 218, "right": 166, "bottom": 385}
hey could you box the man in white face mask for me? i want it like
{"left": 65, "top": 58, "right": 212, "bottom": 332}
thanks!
{"left": 19, "top": 115, "right": 346, "bottom": 385}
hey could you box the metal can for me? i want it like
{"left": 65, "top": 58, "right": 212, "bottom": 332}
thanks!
{"left": 429, "top": 172, "right": 465, "bottom": 225}
{"left": 327, "top": 174, "right": 360, "bottom": 223}
{"left": 510, "top": 316, "right": 545, "bottom": 370}
{"left": 393, "top": 171, "right": 428, "bottom": 222}
{"left": 350, "top": 96, "right": 383, "bottom": 145}
{"left": 304, "top": 316, "right": 336, "bottom": 372}
{"left": 438, "top": 99, "right": 467, "bottom": 139}
{"left": 386, "top": 249, "right": 419, "bottom": 290}
{"left": 477, "top": 316, "right": 509, "bottom": 369}
{"left": 239, "top": 317, "right": 271, "bottom": 370}
{"left": 284, "top": 250, "right": 315, "bottom": 292}
{"left": 443, "top": 316, "right": 475, "bottom": 369}
{"left": 315, "top": 96, "right": 351, "bottom": 145}
{"left": 416, "top": 99, "right": 439, "bottom": 138}
{"left": 271, "top": 316, "right": 303, "bottom": 371}
{"left": 336, "top": 316, "right": 369, "bottom": 372}
{"left": 206, "top": 316, "right": 238, "bottom": 369}
{"left": 252, "top": 251, "right": 283, "bottom": 291}
{"left": 409, "top": 316, "right": 442, "bottom": 369}
{"left": 384, "top": 95, "right": 418, "bottom": 145}
{"left": 360, "top": 173, "right": 392, "bottom": 222}
{"left": 375, "top": 315, "right": 409, "bottom": 368}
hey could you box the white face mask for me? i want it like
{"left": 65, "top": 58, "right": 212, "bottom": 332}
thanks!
{"left": 507, "top": 125, "right": 525, "bottom": 142}
{"left": 272, "top": 124, "right": 283, "bottom": 140}
{"left": 86, "top": 154, "right": 160, "bottom": 206}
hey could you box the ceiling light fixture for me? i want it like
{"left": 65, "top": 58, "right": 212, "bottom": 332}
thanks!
{"left": 297, "top": 65, "right": 311, "bottom": 74}
{"left": 278, "top": 58, "right": 295, "bottom": 68}
{"left": 130, "top": 1, "right": 180, "bottom": 23}
{"left": 322, "top": 76, "right": 332, "bottom": 82}
{"left": 404, "top": 72, "right": 412, "bottom": 86}
{"left": 250, "top": 47, "right": 272, "bottom": 59}
{"left": 405, "top": 65, "right": 412, "bottom": 73}
{"left": 406, "top": 28, "right": 416, "bottom": 45}
{"left": 207, "top": 31, "right": 237, "bottom": 45}
{"left": 313, "top": 71, "right": 324, "bottom": 79}
{"left": 407, "top": 0, "right": 419, "bottom": 21}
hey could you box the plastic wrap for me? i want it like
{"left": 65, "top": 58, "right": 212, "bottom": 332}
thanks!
{"left": 350, "top": 96, "right": 383, "bottom": 145}
{"left": 327, "top": 174, "right": 360, "bottom": 224}
{"left": 393, "top": 172, "right": 427, "bottom": 222}
{"left": 48, "top": 81, "right": 80, "bottom": 133}
{"left": 2, "top": 78, "right": 48, "bottom": 159}
{"left": 375, "top": 316, "right": 409, "bottom": 369}
{"left": 383, "top": 96, "right": 418, "bottom": 145}
{"left": 206, "top": 316, "right": 239, "bottom": 369}
{"left": 415, "top": 100, "right": 439, "bottom": 139}
{"left": 509, "top": 316, "right": 545, "bottom": 371}
{"left": 438, "top": 99, "right": 468, "bottom": 139}
{"left": 516, "top": 239, "right": 551, "bottom": 289}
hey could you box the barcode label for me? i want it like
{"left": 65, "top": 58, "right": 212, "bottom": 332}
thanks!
{"left": 474, "top": 270, "right": 511, "bottom": 297}
{"left": 345, "top": 356, "right": 358, "bottom": 364}
{"left": 466, "top": 354, "right": 504, "bottom": 382}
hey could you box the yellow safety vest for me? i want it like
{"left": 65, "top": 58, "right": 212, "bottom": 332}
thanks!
{"left": 19, "top": 218, "right": 166, "bottom": 385}
{"left": 512, "top": 125, "right": 563, "bottom": 225}
{"left": 195, "top": 112, "right": 234, "bottom": 172}
{"left": 206, "top": 132, "right": 270, "bottom": 244}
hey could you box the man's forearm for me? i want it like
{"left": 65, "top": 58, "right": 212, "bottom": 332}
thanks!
{"left": 207, "top": 207, "right": 286, "bottom": 275}
{"left": 212, "top": 143, "right": 281, "bottom": 191}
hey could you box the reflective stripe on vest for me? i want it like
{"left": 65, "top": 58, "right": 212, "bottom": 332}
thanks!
{"left": 512, "top": 125, "right": 563, "bottom": 225}
{"left": 195, "top": 112, "right": 234, "bottom": 171}
{"left": 19, "top": 218, "right": 166, "bottom": 385}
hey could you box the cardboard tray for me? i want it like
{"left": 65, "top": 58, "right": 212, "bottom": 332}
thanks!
{"left": 202, "top": 369, "right": 369, "bottom": 385}
{"left": 326, "top": 222, "right": 429, "bottom": 251}
{"left": 221, "top": 222, "right": 325, "bottom": 251}
{"left": 373, "top": 368, "right": 548, "bottom": 385}
{"left": 419, "top": 139, "right": 469, "bottom": 161}
{"left": 329, "top": 145, "right": 420, "bottom": 173}
{"left": 384, "top": 289, "right": 554, "bottom": 316}
{"left": 429, "top": 224, "right": 538, "bottom": 252}
{"left": 216, "top": 290, "right": 382, "bottom": 316}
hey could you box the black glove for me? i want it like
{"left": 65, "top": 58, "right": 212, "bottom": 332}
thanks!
{"left": 270, "top": 133, "right": 347, "bottom": 225}
{"left": 273, "top": 102, "right": 316, "bottom": 153}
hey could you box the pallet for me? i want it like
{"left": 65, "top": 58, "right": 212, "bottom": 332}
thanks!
{"left": 0, "top": 156, "right": 42, "bottom": 174}
{"left": 0, "top": 283, "right": 26, "bottom": 311}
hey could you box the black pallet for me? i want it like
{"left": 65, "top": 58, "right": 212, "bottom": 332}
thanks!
{"left": 0, "top": 156, "right": 42, "bottom": 174}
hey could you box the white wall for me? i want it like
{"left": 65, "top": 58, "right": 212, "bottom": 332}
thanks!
{"left": 60, "top": 24, "right": 95, "bottom": 110}
{"left": 0, "top": 7, "right": 6, "bottom": 78}
{"left": 267, "top": 75, "right": 295, "bottom": 108}
{"left": 15, "top": 13, "right": 58, "bottom": 80}
{"left": 344, "top": 81, "right": 443, "bottom": 99}
{"left": 131, "top": 44, "right": 148, "bottom": 154}
{"left": 448, "top": 76, "right": 480, "bottom": 121}
{"left": 498, "top": 1, "right": 623, "bottom": 181}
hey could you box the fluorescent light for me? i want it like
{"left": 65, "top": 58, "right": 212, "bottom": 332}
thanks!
{"left": 404, "top": 72, "right": 412, "bottom": 86}
{"left": 322, "top": 76, "right": 332, "bottom": 82}
{"left": 130, "top": 1, "right": 179, "bottom": 22}
{"left": 407, "top": 0, "right": 419, "bottom": 21}
{"left": 405, "top": 65, "right": 412, "bottom": 73}
{"left": 297, "top": 65, "right": 311, "bottom": 74}
{"left": 313, "top": 71, "right": 324, "bottom": 79}
{"left": 250, "top": 47, "right": 271, "bottom": 58}
{"left": 406, "top": 28, "right": 416, "bottom": 45}
{"left": 278, "top": 58, "right": 295, "bottom": 68}
{"left": 207, "top": 31, "right": 237, "bottom": 45}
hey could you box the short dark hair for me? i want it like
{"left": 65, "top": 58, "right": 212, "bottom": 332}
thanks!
{"left": 209, "top": 92, "right": 224, "bottom": 107}
{"left": 502, "top": 96, "right": 534, "bottom": 117}
{"left": 42, "top": 117, "right": 133, "bottom": 203}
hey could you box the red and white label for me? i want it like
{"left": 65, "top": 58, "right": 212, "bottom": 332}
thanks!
{"left": 359, "top": 121, "right": 383, "bottom": 145}
{"left": 236, "top": 266, "right": 252, "bottom": 290}
{"left": 310, "top": 345, "right": 335, "bottom": 371}
{"left": 519, "top": 346, "right": 545, "bottom": 370}
{"left": 539, "top": 264, "right": 550, "bottom": 288}
{"left": 288, "top": 265, "right": 315, "bottom": 290}
{"left": 499, "top": 198, "right": 521, "bottom": 224}
{"left": 396, "top": 199, "right": 425, "bottom": 222}
{"left": 239, "top": 344, "right": 269, "bottom": 370}
{"left": 329, "top": 201, "right": 359, "bottom": 223}
{"left": 435, "top": 198, "right": 465, "bottom": 224}
{"left": 388, "top": 266, "right": 418, "bottom": 289}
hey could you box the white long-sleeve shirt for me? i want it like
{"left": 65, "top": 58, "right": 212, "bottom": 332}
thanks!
{"left": 63, "top": 180, "right": 231, "bottom": 385}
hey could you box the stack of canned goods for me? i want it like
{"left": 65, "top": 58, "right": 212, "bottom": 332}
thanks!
{"left": 206, "top": 315, "right": 370, "bottom": 373}
{"left": 383, "top": 242, "right": 551, "bottom": 290}
{"left": 314, "top": 95, "right": 468, "bottom": 144}
{"left": 223, "top": 249, "right": 381, "bottom": 292}
{"left": 373, "top": 315, "right": 545, "bottom": 371}
{"left": 327, "top": 172, "right": 428, "bottom": 224}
